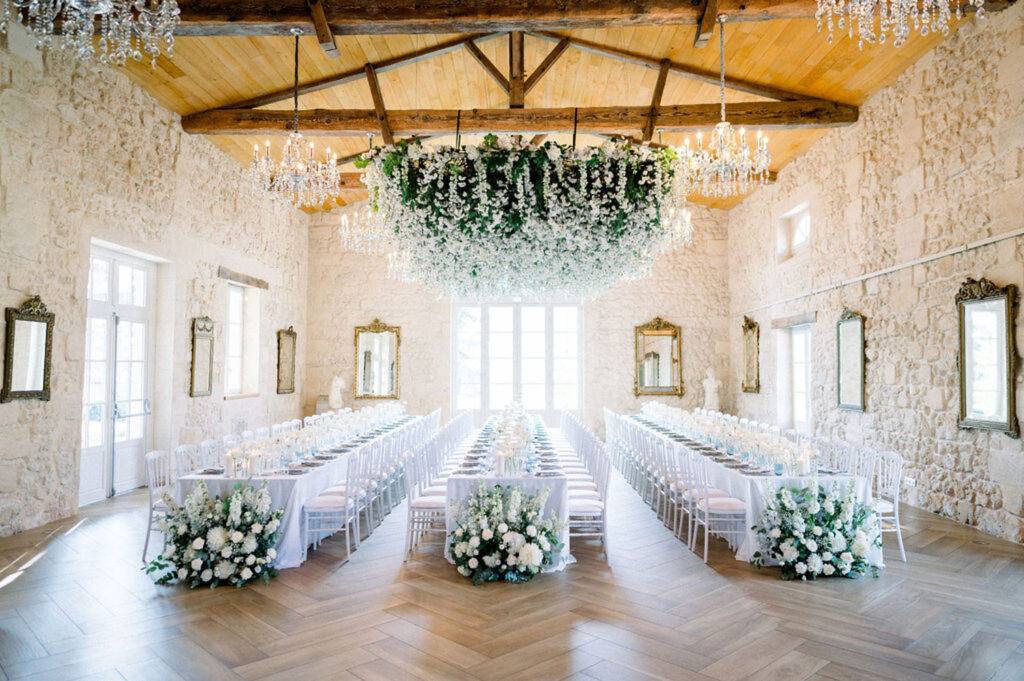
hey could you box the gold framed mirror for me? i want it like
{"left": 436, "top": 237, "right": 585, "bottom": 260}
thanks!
{"left": 742, "top": 316, "right": 760, "bottom": 393}
{"left": 837, "top": 309, "right": 866, "bottom": 411}
{"left": 354, "top": 319, "right": 400, "bottom": 399}
{"left": 1, "top": 296, "right": 55, "bottom": 403}
{"left": 634, "top": 317, "right": 683, "bottom": 397}
{"left": 956, "top": 278, "right": 1018, "bottom": 437}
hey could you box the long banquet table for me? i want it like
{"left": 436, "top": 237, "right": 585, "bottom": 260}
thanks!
{"left": 632, "top": 416, "right": 884, "bottom": 567}
{"left": 443, "top": 427, "right": 574, "bottom": 572}
{"left": 175, "top": 415, "right": 416, "bottom": 569}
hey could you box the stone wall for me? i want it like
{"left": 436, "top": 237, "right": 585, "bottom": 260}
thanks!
{"left": 305, "top": 205, "right": 730, "bottom": 434}
{"left": 0, "top": 30, "right": 307, "bottom": 535}
{"left": 727, "top": 3, "right": 1024, "bottom": 543}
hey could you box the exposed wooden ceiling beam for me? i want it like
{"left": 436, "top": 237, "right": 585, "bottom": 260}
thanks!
{"left": 463, "top": 40, "right": 510, "bottom": 94}
{"left": 165, "top": 0, "right": 883, "bottom": 36}
{"left": 182, "top": 100, "right": 859, "bottom": 136}
{"left": 642, "top": 60, "right": 671, "bottom": 142}
{"left": 306, "top": 0, "right": 339, "bottom": 57}
{"left": 530, "top": 134, "right": 548, "bottom": 145}
{"left": 219, "top": 33, "right": 504, "bottom": 110}
{"left": 693, "top": 0, "right": 720, "bottom": 48}
{"left": 363, "top": 64, "right": 393, "bottom": 145}
{"left": 509, "top": 31, "right": 525, "bottom": 108}
{"left": 524, "top": 37, "right": 570, "bottom": 96}
{"left": 529, "top": 30, "right": 807, "bottom": 102}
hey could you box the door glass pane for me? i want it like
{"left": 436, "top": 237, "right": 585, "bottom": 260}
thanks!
{"left": 117, "top": 264, "right": 133, "bottom": 305}
{"left": 132, "top": 268, "right": 147, "bottom": 307}
{"left": 89, "top": 259, "right": 109, "bottom": 302}
{"left": 522, "top": 383, "right": 544, "bottom": 410}
{"left": 455, "top": 307, "right": 481, "bottom": 410}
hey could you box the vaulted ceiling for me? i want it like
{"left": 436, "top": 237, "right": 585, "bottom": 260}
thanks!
{"left": 117, "top": 3, "right": 982, "bottom": 211}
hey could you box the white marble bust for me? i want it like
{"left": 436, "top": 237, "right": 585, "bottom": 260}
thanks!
{"left": 702, "top": 368, "right": 721, "bottom": 412}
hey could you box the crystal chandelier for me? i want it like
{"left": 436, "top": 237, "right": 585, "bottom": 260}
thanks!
{"left": 337, "top": 195, "right": 390, "bottom": 255}
{"left": 678, "top": 15, "right": 770, "bottom": 199}
{"left": 816, "top": 0, "right": 984, "bottom": 49}
{"left": 250, "top": 30, "right": 341, "bottom": 208}
{"left": 0, "top": 0, "right": 179, "bottom": 66}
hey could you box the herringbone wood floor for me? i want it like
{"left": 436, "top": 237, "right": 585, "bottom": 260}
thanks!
{"left": 1, "top": 472, "right": 1023, "bottom": 681}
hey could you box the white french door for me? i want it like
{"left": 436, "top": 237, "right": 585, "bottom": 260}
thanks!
{"left": 452, "top": 302, "right": 583, "bottom": 425}
{"left": 79, "top": 248, "right": 155, "bottom": 506}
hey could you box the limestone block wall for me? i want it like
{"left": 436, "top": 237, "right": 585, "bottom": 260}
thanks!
{"left": 727, "top": 3, "right": 1024, "bottom": 543}
{"left": 0, "top": 32, "right": 307, "bottom": 536}
{"left": 305, "top": 206, "right": 730, "bottom": 434}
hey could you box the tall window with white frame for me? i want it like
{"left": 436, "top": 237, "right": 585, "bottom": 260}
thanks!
{"left": 225, "top": 283, "right": 260, "bottom": 397}
{"left": 452, "top": 302, "right": 582, "bottom": 423}
{"left": 777, "top": 202, "right": 810, "bottom": 263}
{"left": 790, "top": 325, "right": 812, "bottom": 433}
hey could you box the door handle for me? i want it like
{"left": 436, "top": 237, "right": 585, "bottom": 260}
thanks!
{"left": 143, "top": 399, "right": 152, "bottom": 415}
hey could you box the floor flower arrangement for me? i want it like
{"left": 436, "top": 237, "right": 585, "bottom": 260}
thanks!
{"left": 449, "top": 483, "right": 561, "bottom": 585}
{"left": 753, "top": 479, "right": 881, "bottom": 580}
{"left": 145, "top": 481, "right": 284, "bottom": 588}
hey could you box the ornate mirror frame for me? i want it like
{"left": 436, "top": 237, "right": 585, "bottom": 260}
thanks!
{"left": 354, "top": 318, "right": 401, "bottom": 400}
{"left": 741, "top": 316, "right": 760, "bottom": 393}
{"left": 837, "top": 309, "right": 866, "bottom": 412}
{"left": 189, "top": 317, "right": 215, "bottom": 398}
{"left": 277, "top": 326, "right": 297, "bottom": 395}
{"left": 633, "top": 317, "right": 683, "bottom": 397}
{"left": 1, "top": 296, "right": 55, "bottom": 403}
{"left": 956, "top": 277, "right": 1018, "bottom": 437}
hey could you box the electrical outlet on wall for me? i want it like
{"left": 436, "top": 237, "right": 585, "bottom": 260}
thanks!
{"left": 904, "top": 477, "right": 916, "bottom": 487}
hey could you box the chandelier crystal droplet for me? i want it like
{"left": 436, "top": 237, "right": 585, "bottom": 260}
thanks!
{"left": 249, "top": 31, "right": 342, "bottom": 208}
{"left": 0, "top": 0, "right": 180, "bottom": 67}
{"left": 816, "top": 0, "right": 984, "bottom": 49}
{"left": 677, "top": 16, "right": 771, "bottom": 199}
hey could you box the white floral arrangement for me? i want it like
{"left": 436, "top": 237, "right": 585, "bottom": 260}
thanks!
{"left": 356, "top": 135, "right": 693, "bottom": 297}
{"left": 449, "top": 484, "right": 561, "bottom": 585}
{"left": 145, "top": 481, "right": 284, "bottom": 588}
{"left": 753, "top": 479, "right": 881, "bottom": 580}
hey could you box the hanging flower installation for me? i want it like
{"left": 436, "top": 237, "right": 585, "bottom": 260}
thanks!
{"left": 356, "top": 135, "right": 692, "bottom": 298}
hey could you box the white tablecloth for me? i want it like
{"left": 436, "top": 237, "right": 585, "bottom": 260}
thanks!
{"left": 444, "top": 475, "right": 572, "bottom": 571}
{"left": 174, "top": 417, "right": 416, "bottom": 569}
{"left": 700, "top": 458, "right": 882, "bottom": 566}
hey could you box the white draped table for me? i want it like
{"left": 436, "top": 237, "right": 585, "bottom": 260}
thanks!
{"left": 443, "top": 429, "right": 575, "bottom": 572}
{"left": 175, "top": 417, "right": 416, "bottom": 569}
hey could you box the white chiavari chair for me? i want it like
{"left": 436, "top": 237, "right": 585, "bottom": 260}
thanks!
{"left": 143, "top": 450, "right": 173, "bottom": 563}
{"left": 688, "top": 454, "right": 747, "bottom": 562}
{"left": 875, "top": 451, "right": 906, "bottom": 562}
{"left": 199, "top": 439, "right": 221, "bottom": 467}
{"left": 174, "top": 444, "right": 202, "bottom": 478}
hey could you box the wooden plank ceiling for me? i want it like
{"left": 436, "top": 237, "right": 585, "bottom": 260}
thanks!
{"left": 120, "top": 18, "right": 962, "bottom": 210}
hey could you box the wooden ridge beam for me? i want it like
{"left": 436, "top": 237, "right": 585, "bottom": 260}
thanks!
{"left": 642, "top": 60, "right": 670, "bottom": 142}
{"left": 529, "top": 30, "right": 807, "bottom": 102}
{"left": 463, "top": 40, "right": 510, "bottom": 93}
{"left": 306, "top": 0, "right": 339, "bottom": 57}
{"left": 218, "top": 33, "right": 504, "bottom": 110}
{"left": 524, "top": 37, "right": 570, "bottom": 95}
{"left": 363, "top": 64, "right": 393, "bottom": 145}
{"left": 693, "top": 0, "right": 720, "bottom": 48}
{"left": 182, "top": 100, "right": 859, "bottom": 136}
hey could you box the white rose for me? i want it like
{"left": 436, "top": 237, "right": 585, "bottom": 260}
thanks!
{"left": 497, "top": 523, "right": 509, "bottom": 534}
{"left": 230, "top": 530, "right": 244, "bottom": 543}
{"left": 200, "top": 569, "right": 213, "bottom": 582}
{"left": 190, "top": 558, "right": 203, "bottom": 571}
{"left": 455, "top": 528, "right": 463, "bottom": 537}
{"left": 794, "top": 562, "right": 807, "bottom": 575}
{"left": 267, "top": 547, "right": 277, "bottom": 559}
{"left": 457, "top": 566, "right": 470, "bottom": 576}
{"left": 177, "top": 567, "right": 188, "bottom": 580}
{"left": 812, "top": 526, "right": 823, "bottom": 536}
{"left": 468, "top": 557, "right": 479, "bottom": 569}
{"left": 221, "top": 547, "right": 232, "bottom": 558}
{"left": 805, "top": 539, "right": 818, "bottom": 553}
{"left": 769, "top": 527, "right": 781, "bottom": 539}
{"left": 822, "top": 552, "right": 833, "bottom": 562}
{"left": 246, "top": 554, "right": 256, "bottom": 565}
{"left": 162, "top": 547, "right": 175, "bottom": 560}
{"left": 481, "top": 529, "right": 493, "bottom": 540}
{"left": 240, "top": 567, "right": 253, "bottom": 581}
{"left": 251, "top": 523, "right": 263, "bottom": 534}
{"left": 177, "top": 525, "right": 188, "bottom": 535}
{"left": 822, "top": 564, "right": 835, "bottom": 576}
{"left": 526, "top": 525, "right": 537, "bottom": 537}
{"left": 192, "top": 537, "right": 205, "bottom": 550}
{"left": 469, "top": 536, "right": 480, "bottom": 548}
{"left": 840, "top": 552, "right": 853, "bottom": 563}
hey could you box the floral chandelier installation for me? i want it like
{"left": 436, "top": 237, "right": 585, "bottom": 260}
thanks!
{"left": 356, "top": 134, "right": 693, "bottom": 297}
{"left": 0, "top": 0, "right": 180, "bottom": 66}
{"left": 250, "top": 30, "right": 341, "bottom": 208}
{"left": 679, "top": 15, "right": 771, "bottom": 199}
{"left": 816, "top": 0, "right": 985, "bottom": 49}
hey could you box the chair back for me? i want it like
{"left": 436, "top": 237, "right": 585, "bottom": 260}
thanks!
{"left": 146, "top": 450, "right": 173, "bottom": 496}
{"left": 199, "top": 439, "right": 221, "bottom": 467}
{"left": 174, "top": 444, "right": 202, "bottom": 477}
{"left": 255, "top": 426, "right": 270, "bottom": 440}
{"left": 876, "top": 451, "right": 903, "bottom": 504}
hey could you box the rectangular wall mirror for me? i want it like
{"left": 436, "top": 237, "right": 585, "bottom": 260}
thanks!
{"left": 742, "top": 316, "right": 760, "bottom": 393}
{"left": 355, "top": 319, "right": 399, "bottom": 399}
{"left": 634, "top": 317, "right": 683, "bottom": 396}
{"left": 2, "top": 296, "right": 55, "bottom": 403}
{"left": 190, "top": 317, "right": 215, "bottom": 398}
{"left": 837, "top": 309, "right": 865, "bottom": 411}
{"left": 277, "top": 326, "right": 297, "bottom": 395}
{"left": 957, "top": 278, "right": 1018, "bottom": 437}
